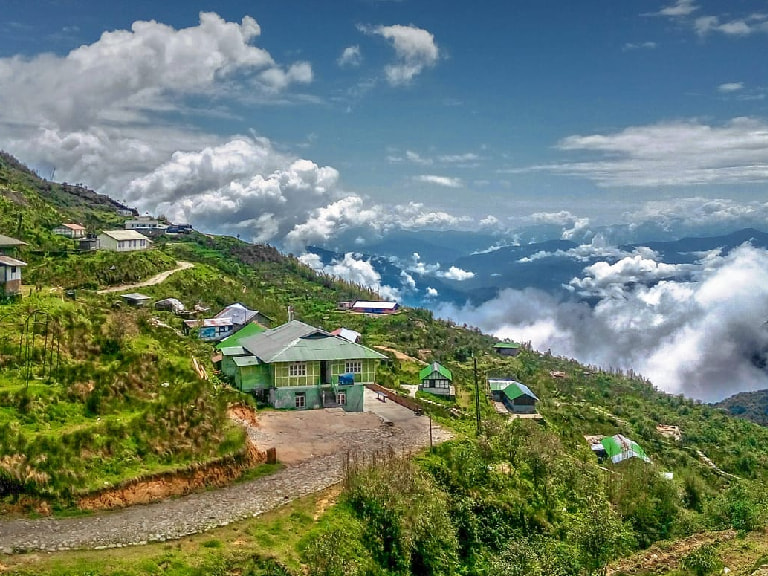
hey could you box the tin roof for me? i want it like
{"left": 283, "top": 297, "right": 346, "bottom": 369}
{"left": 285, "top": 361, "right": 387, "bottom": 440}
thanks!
{"left": 216, "top": 321, "right": 266, "bottom": 349}
{"left": 0, "top": 255, "right": 27, "bottom": 267}
{"left": 220, "top": 346, "right": 248, "bottom": 357}
{"left": 100, "top": 230, "right": 150, "bottom": 242}
{"left": 0, "top": 234, "right": 27, "bottom": 248}
{"left": 503, "top": 382, "right": 538, "bottom": 402}
{"left": 419, "top": 362, "right": 453, "bottom": 381}
{"left": 493, "top": 342, "right": 521, "bottom": 349}
{"left": 488, "top": 378, "right": 518, "bottom": 391}
{"left": 59, "top": 223, "right": 86, "bottom": 231}
{"left": 240, "top": 320, "right": 386, "bottom": 364}
{"left": 352, "top": 300, "right": 398, "bottom": 310}
{"left": 233, "top": 355, "right": 263, "bottom": 367}
{"left": 120, "top": 293, "right": 151, "bottom": 301}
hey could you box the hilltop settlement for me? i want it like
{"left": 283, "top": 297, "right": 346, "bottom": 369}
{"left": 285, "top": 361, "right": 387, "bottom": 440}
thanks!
{"left": 4, "top": 152, "right": 768, "bottom": 576}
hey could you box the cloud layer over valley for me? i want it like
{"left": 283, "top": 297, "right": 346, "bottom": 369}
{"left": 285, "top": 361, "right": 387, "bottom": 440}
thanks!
{"left": 438, "top": 244, "right": 768, "bottom": 402}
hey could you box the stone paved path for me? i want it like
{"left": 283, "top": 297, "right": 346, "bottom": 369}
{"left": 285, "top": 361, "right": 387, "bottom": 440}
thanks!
{"left": 0, "top": 412, "right": 448, "bottom": 554}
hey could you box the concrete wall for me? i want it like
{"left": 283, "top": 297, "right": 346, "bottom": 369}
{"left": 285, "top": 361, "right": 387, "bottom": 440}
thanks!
{"left": 270, "top": 383, "right": 364, "bottom": 412}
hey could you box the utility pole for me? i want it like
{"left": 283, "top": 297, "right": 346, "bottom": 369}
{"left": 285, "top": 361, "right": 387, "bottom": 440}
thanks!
{"left": 474, "top": 355, "right": 481, "bottom": 436}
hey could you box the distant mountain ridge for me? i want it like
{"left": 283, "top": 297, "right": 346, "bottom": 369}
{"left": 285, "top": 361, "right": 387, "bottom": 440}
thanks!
{"left": 716, "top": 389, "right": 768, "bottom": 426}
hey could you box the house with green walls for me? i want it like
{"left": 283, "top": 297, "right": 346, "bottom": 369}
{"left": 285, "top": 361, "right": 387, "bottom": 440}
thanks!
{"left": 419, "top": 362, "right": 454, "bottom": 398}
{"left": 231, "top": 320, "right": 387, "bottom": 412}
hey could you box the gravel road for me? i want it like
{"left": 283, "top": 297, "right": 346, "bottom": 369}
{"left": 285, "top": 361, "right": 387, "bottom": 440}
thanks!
{"left": 0, "top": 395, "right": 449, "bottom": 554}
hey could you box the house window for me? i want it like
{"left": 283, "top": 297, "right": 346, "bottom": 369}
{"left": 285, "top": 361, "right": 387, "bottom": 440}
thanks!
{"left": 337, "top": 392, "right": 346, "bottom": 405}
{"left": 345, "top": 360, "right": 362, "bottom": 373}
{"left": 289, "top": 362, "right": 306, "bottom": 377}
{"left": 295, "top": 393, "right": 306, "bottom": 408}
{"left": 10, "top": 266, "right": 16, "bottom": 274}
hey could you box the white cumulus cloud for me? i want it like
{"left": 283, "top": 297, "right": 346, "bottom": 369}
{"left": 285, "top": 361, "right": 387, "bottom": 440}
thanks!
{"left": 338, "top": 45, "right": 362, "bottom": 68}
{"left": 441, "top": 266, "right": 475, "bottom": 281}
{"left": 360, "top": 23, "right": 439, "bottom": 85}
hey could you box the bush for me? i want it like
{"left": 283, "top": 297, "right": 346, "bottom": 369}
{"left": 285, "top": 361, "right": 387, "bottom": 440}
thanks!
{"left": 681, "top": 544, "right": 722, "bottom": 576}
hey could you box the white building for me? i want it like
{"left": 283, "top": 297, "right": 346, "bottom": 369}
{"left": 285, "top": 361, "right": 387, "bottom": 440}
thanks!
{"left": 53, "top": 223, "right": 86, "bottom": 239}
{"left": 97, "top": 230, "right": 150, "bottom": 252}
{"left": 0, "top": 255, "right": 26, "bottom": 297}
{"left": 124, "top": 216, "right": 163, "bottom": 231}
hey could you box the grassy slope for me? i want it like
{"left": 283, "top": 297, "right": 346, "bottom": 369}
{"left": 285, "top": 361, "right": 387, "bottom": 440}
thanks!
{"left": 6, "top": 154, "right": 768, "bottom": 574}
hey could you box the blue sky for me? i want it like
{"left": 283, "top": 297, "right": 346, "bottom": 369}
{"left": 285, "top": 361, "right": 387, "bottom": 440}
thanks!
{"left": 1, "top": 0, "right": 768, "bottom": 248}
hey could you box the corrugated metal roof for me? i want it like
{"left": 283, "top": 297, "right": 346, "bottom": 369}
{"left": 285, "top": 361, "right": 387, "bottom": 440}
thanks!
{"left": 420, "top": 362, "right": 452, "bottom": 381}
{"left": 352, "top": 301, "right": 398, "bottom": 310}
{"left": 503, "top": 381, "right": 538, "bottom": 402}
{"left": 493, "top": 342, "right": 521, "bottom": 349}
{"left": 233, "top": 356, "right": 263, "bottom": 367}
{"left": 216, "top": 322, "right": 266, "bottom": 349}
{"left": 240, "top": 320, "right": 386, "bottom": 363}
{"left": 121, "top": 293, "right": 151, "bottom": 301}
{"left": 0, "top": 255, "right": 27, "bottom": 267}
{"left": 214, "top": 303, "right": 258, "bottom": 325}
{"left": 488, "top": 378, "right": 518, "bottom": 391}
{"left": 220, "top": 346, "right": 248, "bottom": 356}
{"left": 100, "top": 230, "right": 150, "bottom": 241}
{"left": 60, "top": 223, "right": 86, "bottom": 231}
{"left": 0, "top": 234, "right": 26, "bottom": 248}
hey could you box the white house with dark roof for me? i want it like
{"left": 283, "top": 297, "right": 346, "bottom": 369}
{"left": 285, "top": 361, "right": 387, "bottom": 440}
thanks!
{"left": 97, "top": 230, "right": 150, "bottom": 252}
{"left": 0, "top": 234, "right": 27, "bottom": 298}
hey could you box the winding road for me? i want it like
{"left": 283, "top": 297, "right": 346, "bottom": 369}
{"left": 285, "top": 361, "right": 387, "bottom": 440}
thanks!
{"left": 0, "top": 396, "right": 449, "bottom": 554}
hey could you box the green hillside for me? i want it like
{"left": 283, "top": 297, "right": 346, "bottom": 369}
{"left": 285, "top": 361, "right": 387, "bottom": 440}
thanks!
{"left": 3, "top": 153, "right": 768, "bottom": 575}
{"left": 715, "top": 389, "right": 768, "bottom": 427}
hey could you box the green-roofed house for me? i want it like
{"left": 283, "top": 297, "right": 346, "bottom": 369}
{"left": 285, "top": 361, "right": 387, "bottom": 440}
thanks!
{"left": 231, "top": 320, "right": 387, "bottom": 412}
{"left": 215, "top": 323, "right": 266, "bottom": 378}
{"left": 419, "top": 362, "right": 454, "bottom": 398}
{"left": 493, "top": 341, "right": 522, "bottom": 357}
{"left": 488, "top": 378, "right": 538, "bottom": 414}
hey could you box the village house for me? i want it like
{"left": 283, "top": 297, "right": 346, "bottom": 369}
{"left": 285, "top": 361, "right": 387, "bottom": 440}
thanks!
{"left": 230, "top": 320, "right": 386, "bottom": 412}
{"left": 0, "top": 234, "right": 27, "bottom": 299}
{"left": 53, "top": 223, "right": 86, "bottom": 239}
{"left": 493, "top": 341, "right": 522, "bottom": 357}
{"left": 419, "top": 361, "right": 455, "bottom": 398}
{"left": 214, "top": 322, "right": 267, "bottom": 378}
{"left": 214, "top": 303, "right": 273, "bottom": 329}
{"left": 97, "top": 230, "right": 150, "bottom": 252}
{"left": 488, "top": 378, "right": 538, "bottom": 414}
{"left": 121, "top": 293, "right": 151, "bottom": 307}
{"left": 154, "top": 297, "right": 186, "bottom": 315}
{"left": 184, "top": 317, "right": 236, "bottom": 341}
{"left": 124, "top": 215, "right": 162, "bottom": 232}
{"left": 350, "top": 300, "right": 399, "bottom": 314}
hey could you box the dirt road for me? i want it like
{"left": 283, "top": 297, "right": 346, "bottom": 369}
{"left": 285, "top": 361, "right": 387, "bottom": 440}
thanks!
{"left": 96, "top": 261, "right": 194, "bottom": 294}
